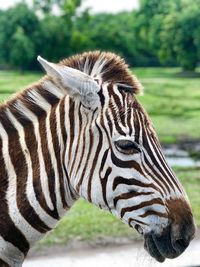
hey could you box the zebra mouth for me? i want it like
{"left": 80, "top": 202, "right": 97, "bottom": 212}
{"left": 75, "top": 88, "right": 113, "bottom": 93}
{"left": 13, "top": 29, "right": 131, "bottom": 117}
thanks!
{"left": 144, "top": 234, "right": 165, "bottom": 262}
{"left": 134, "top": 224, "right": 144, "bottom": 235}
{"left": 134, "top": 225, "right": 165, "bottom": 262}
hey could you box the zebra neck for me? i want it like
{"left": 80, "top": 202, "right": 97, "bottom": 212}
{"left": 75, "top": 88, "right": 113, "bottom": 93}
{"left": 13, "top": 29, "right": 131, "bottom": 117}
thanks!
{"left": 0, "top": 80, "right": 82, "bottom": 266}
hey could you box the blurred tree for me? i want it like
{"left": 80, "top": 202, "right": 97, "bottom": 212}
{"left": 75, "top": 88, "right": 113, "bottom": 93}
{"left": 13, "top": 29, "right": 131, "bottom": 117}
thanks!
{"left": 70, "top": 9, "right": 95, "bottom": 53}
{"left": 0, "top": 10, "right": 7, "bottom": 65}
{"left": 33, "top": 0, "right": 82, "bottom": 64}
{"left": 33, "top": 0, "right": 62, "bottom": 14}
{"left": 159, "top": 1, "right": 200, "bottom": 71}
{"left": 0, "top": 0, "right": 200, "bottom": 71}
{"left": 137, "top": 0, "right": 181, "bottom": 64}
{"left": 0, "top": 3, "right": 38, "bottom": 69}
{"left": 72, "top": 11, "right": 146, "bottom": 66}
{"left": 10, "top": 27, "right": 35, "bottom": 70}
{"left": 139, "top": 0, "right": 181, "bottom": 17}
{"left": 34, "top": 15, "right": 72, "bottom": 61}
{"left": 33, "top": 0, "right": 81, "bottom": 17}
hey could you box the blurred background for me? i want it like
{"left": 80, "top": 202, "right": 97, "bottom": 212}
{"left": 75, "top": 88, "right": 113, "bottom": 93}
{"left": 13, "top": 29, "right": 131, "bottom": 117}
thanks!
{"left": 0, "top": 0, "right": 200, "bottom": 265}
{"left": 1, "top": 0, "right": 200, "bottom": 71}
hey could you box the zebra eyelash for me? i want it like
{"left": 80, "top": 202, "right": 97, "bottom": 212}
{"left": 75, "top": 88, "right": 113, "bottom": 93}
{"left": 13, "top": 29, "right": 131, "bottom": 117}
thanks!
{"left": 114, "top": 139, "right": 141, "bottom": 155}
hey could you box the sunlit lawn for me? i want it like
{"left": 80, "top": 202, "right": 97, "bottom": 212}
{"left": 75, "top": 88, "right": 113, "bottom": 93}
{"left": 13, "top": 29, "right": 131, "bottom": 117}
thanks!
{"left": 0, "top": 68, "right": 200, "bottom": 247}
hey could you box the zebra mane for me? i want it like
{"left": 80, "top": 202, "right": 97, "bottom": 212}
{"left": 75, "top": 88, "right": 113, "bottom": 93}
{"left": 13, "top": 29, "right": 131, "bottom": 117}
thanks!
{"left": 60, "top": 51, "right": 143, "bottom": 95}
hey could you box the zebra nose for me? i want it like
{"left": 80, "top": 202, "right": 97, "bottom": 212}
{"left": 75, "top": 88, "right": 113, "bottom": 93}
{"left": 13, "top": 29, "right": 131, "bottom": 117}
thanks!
{"left": 173, "top": 237, "right": 190, "bottom": 251}
{"left": 166, "top": 197, "right": 195, "bottom": 255}
{"left": 171, "top": 216, "right": 196, "bottom": 255}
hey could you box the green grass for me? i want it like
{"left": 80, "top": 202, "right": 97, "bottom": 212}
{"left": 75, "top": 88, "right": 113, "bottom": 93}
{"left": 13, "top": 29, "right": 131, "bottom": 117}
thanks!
{"left": 0, "top": 70, "right": 41, "bottom": 103}
{"left": 39, "top": 199, "right": 140, "bottom": 247}
{"left": 0, "top": 68, "right": 199, "bottom": 247}
{"left": 174, "top": 167, "right": 200, "bottom": 226}
{"left": 133, "top": 67, "right": 200, "bottom": 143}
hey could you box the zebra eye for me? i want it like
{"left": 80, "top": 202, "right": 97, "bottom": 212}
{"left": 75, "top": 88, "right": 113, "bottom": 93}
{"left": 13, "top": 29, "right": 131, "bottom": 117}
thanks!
{"left": 115, "top": 140, "right": 141, "bottom": 155}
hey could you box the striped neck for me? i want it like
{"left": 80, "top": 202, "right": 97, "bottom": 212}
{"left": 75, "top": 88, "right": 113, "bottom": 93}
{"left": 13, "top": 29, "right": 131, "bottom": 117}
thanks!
{"left": 0, "top": 80, "right": 79, "bottom": 265}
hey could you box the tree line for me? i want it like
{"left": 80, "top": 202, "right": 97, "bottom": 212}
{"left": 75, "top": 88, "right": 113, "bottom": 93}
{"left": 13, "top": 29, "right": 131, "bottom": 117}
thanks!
{"left": 0, "top": 0, "right": 200, "bottom": 71}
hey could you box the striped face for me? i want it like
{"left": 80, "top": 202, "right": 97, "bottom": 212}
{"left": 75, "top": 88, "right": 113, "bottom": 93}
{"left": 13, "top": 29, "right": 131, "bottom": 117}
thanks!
{"left": 69, "top": 83, "right": 195, "bottom": 262}
{"left": 38, "top": 52, "right": 195, "bottom": 263}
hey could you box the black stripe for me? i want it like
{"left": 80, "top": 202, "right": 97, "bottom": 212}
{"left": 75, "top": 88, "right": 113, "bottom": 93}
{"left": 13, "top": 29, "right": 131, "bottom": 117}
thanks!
{"left": 87, "top": 120, "right": 103, "bottom": 202}
{"left": 0, "top": 138, "right": 30, "bottom": 255}
{"left": 0, "top": 116, "right": 51, "bottom": 233}
{"left": 113, "top": 176, "right": 159, "bottom": 192}
{"left": 148, "top": 133, "right": 182, "bottom": 194}
{"left": 114, "top": 191, "right": 153, "bottom": 208}
{"left": 50, "top": 104, "right": 69, "bottom": 209}
{"left": 110, "top": 149, "right": 144, "bottom": 175}
{"left": 121, "top": 198, "right": 164, "bottom": 218}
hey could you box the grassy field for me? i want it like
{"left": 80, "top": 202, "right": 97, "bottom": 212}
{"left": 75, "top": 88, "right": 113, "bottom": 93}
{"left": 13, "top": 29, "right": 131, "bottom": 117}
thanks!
{"left": 0, "top": 71, "right": 41, "bottom": 102}
{"left": 0, "top": 68, "right": 199, "bottom": 247}
{"left": 0, "top": 68, "right": 199, "bottom": 143}
{"left": 134, "top": 67, "right": 200, "bottom": 143}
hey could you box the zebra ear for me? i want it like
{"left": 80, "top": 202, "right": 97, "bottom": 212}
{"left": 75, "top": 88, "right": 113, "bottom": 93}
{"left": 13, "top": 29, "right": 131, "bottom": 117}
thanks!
{"left": 37, "top": 56, "right": 100, "bottom": 109}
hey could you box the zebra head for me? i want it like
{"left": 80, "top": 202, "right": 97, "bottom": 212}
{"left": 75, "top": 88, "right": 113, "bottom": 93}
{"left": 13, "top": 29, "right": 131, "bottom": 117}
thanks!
{"left": 38, "top": 52, "right": 195, "bottom": 262}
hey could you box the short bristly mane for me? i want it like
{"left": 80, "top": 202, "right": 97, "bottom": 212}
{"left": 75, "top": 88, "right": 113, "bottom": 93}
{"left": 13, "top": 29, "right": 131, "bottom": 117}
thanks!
{"left": 60, "top": 51, "right": 143, "bottom": 94}
{"left": 0, "top": 51, "right": 143, "bottom": 118}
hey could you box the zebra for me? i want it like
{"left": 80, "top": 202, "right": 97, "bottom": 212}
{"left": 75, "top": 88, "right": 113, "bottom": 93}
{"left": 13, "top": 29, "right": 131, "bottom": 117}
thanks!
{"left": 0, "top": 51, "right": 195, "bottom": 266}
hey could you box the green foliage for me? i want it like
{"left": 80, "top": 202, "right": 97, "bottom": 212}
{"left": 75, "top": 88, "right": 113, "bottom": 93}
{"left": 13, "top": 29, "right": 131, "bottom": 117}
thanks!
{"left": 33, "top": 0, "right": 81, "bottom": 16}
{"left": 136, "top": 0, "right": 200, "bottom": 70}
{"left": 0, "top": 0, "right": 200, "bottom": 71}
{"left": 35, "top": 15, "right": 72, "bottom": 61}
{"left": 158, "top": 2, "right": 200, "bottom": 71}
{"left": 33, "top": 0, "right": 63, "bottom": 14}
{"left": 10, "top": 27, "right": 35, "bottom": 70}
{"left": 0, "top": 3, "right": 39, "bottom": 69}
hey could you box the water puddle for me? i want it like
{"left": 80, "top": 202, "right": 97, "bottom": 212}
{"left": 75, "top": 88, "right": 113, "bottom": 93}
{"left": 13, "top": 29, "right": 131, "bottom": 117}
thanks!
{"left": 163, "top": 146, "right": 200, "bottom": 167}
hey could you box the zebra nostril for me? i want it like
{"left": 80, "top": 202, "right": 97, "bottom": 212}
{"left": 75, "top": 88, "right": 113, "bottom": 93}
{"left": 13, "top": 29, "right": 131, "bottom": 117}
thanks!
{"left": 174, "top": 237, "right": 189, "bottom": 250}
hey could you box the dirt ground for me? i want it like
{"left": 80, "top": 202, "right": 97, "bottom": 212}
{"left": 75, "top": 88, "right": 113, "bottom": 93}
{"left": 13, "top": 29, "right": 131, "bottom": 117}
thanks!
{"left": 25, "top": 237, "right": 200, "bottom": 267}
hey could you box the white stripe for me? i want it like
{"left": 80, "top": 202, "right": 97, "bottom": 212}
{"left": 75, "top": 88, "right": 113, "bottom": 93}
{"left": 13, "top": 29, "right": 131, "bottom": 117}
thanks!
{"left": 113, "top": 84, "right": 124, "bottom": 107}
{"left": 6, "top": 109, "right": 58, "bottom": 228}
{"left": 27, "top": 90, "right": 51, "bottom": 111}
{"left": 43, "top": 80, "right": 65, "bottom": 99}
{"left": 148, "top": 133, "right": 183, "bottom": 195}
{"left": 45, "top": 107, "right": 67, "bottom": 216}
{"left": 0, "top": 236, "right": 24, "bottom": 267}
{"left": 56, "top": 101, "right": 74, "bottom": 206}
{"left": 14, "top": 101, "right": 54, "bottom": 210}
{"left": 140, "top": 113, "right": 177, "bottom": 198}
{"left": 135, "top": 110, "right": 143, "bottom": 144}
{"left": 0, "top": 122, "right": 42, "bottom": 245}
